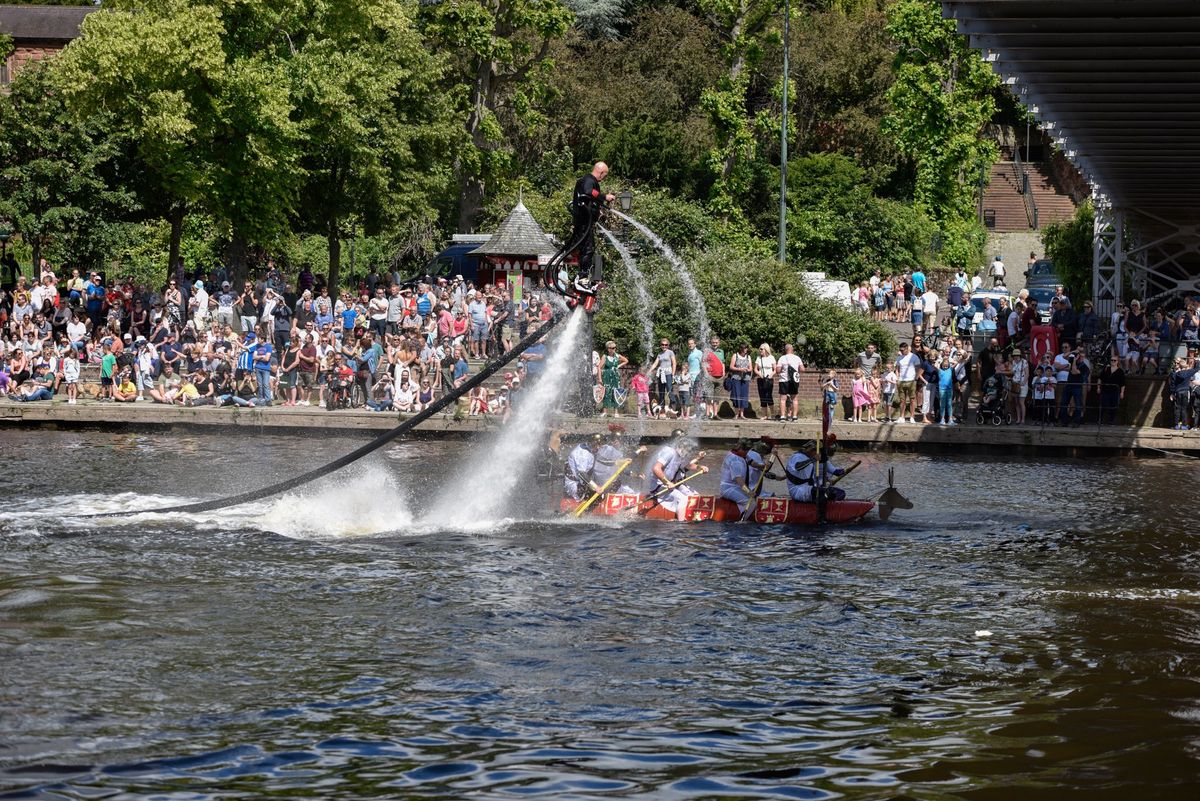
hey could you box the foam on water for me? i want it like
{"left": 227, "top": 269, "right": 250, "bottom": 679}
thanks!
{"left": 258, "top": 463, "right": 415, "bottom": 540}
{"left": 598, "top": 224, "right": 656, "bottom": 359}
{"left": 433, "top": 309, "right": 585, "bottom": 527}
{"left": 610, "top": 209, "right": 710, "bottom": 344}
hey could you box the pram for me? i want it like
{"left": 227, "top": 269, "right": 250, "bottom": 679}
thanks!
{"left": 975, "top": 374, "right": 1012, "bottom": 426}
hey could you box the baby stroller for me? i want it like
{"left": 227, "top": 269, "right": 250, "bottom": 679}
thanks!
{"left": 975, "top": 374, "right": 1012, "bottom": 426}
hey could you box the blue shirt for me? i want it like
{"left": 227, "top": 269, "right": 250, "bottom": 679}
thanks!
{"left": 86, "top": 282, "right": 105, "bottom": 310}
{"left": 453, "top": 358, "right": 469, "bottom": 381}
{"left": 687, "top": 348, "right": 703, "bottom": 378}
{"left": 912, "top": 271, "right": 926, "bottom": 292}
{"left": 254, "top": 342, "right": 273, "bottom": 369}
{"left": 937, "top": 366, "right": 954, "bottom": 391}
{"left": 340, "top": 308, "right": 358, "bottom": 330}
{"left": 524, "top": 343, "right": 547, "bottom": 375}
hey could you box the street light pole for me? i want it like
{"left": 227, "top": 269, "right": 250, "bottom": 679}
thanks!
{"left": 778, "top": 0, "right": 790, "bottom": 264}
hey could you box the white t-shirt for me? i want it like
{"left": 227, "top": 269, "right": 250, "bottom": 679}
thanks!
{"left": 896, "top": 352, "right": 921, "bottom": 382}
{"left": 777, "top": 353, "right": 804, "bottom": 383}
{"left": 922, "top": 291, "right": 939, "bottom": 318}
{"left": 67, "top": 320, "right": 87, "bottom": 343}
{"left": 882, "top": 369, "right": 898, "bottom": 393}
{"left": 1052, "top": 353, "right": 1071, "bottom": 383}
{"left": 755, "top": 354, "right": 776, "bottom": 378}
{"left": 992, "top": 259, "right": 1005, "bottom": 277}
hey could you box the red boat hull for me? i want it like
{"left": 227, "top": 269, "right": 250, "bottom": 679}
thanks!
{"left": 560, "top": 493, "right": 874, "bottom": 524}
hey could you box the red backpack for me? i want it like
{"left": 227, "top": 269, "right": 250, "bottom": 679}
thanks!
{"left": 704, "top": 351, "right": 725, "bottom": 378}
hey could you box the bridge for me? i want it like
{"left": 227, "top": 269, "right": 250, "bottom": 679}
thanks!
{"left": 943, "top": 0, "right": 1200, "bottom": 316}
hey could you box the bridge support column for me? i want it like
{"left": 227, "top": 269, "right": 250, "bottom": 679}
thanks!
{"left": 1093, "top": 200, "right": 1123, "bottom": 320}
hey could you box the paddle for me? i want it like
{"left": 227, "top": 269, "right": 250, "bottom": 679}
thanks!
{"left": 738, "top": 450, "right": 777, "bottom": 523}
{"left": 828, "top": 460, "right": 863, "bottom": 487}
{"left": 635, "top": 467, "right": 708, "bottom": 517}
{"left": 572, "top": 459, "right": 632, "bottom": 518}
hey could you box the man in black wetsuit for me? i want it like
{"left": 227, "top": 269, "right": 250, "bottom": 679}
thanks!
{"left": 570, "top": 162, "right": 615, "bottom": 281}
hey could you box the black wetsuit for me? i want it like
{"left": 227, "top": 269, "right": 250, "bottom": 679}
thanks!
{"left": 571, "top": 173, "right": 605, "bottom": 277}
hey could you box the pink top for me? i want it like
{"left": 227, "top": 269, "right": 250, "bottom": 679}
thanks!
{"left": 630, "top": 374, "right": 649, "bottom": 393}
{"left": 852, "top": 378, "right": 872, "bottom": 406}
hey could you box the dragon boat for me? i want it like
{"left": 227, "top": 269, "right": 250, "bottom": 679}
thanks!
{"left": 560, "top": 493, "right": 877, "bottom": 524}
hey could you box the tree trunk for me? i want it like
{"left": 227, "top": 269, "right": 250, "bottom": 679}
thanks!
{"left": 327, "top": 221, "right": 341, "bottom": 294}
{"left": 458, "top": 176, "right": 486, "bottom": 233}
{"left": 30, "top": 237, "right": 41, "bottom": 281}
{"left": 457, "top": 59, "right": 498, "bottom": 233}
{"left": 225, "top": 233, "right": 249, "bottom": 287}
{"left": 167, "top": 205, "right": 185, "bottom": 282}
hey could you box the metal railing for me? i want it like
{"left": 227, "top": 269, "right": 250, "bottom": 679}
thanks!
{"left": 1012, "top": 149, "right": 1040, "bottom": 229}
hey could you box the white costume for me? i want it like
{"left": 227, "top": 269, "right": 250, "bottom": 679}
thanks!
{"left": 643, "top": 444, "right": 696, "bottom": 513}
{"left": 719, "top": 450, "right": 752, "bottom": 513}
{"left": 564, "top": 443, "right": 595, "bottom": 500}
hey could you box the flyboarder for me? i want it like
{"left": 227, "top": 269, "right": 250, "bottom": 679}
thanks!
{"left": 548, "top": 162, "right": 615, "bottom": 304}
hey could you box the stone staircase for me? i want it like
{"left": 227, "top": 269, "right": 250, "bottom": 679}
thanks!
{"left": 984, "top": 161, "right": 1078, "bottom": 232}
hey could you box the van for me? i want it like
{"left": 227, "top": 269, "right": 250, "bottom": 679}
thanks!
{"left": 404, "top": 234, "right": 489, "bottom": 287}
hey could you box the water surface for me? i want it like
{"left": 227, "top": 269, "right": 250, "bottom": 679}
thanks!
{"left": 1, "top": 430, "right": 1198, "bottom": 799}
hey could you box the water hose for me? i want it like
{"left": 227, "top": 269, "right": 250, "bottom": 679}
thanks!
{"left": 89, "top": 312, "right": 567, "bottom": 517}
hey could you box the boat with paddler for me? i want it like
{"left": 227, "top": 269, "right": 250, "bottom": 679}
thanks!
{"left": 560, "top": 492, "right": 878, "bottom": 524}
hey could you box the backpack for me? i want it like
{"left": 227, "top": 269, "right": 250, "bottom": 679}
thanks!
{"left": 704, "top": 351, "right": 725, "bottom": 378}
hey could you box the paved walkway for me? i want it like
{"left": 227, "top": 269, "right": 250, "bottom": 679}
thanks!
{"left": 0, "top": 397, "right": 1193, "bottom": 457}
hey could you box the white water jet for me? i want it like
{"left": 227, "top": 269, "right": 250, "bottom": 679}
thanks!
{"left": 610, "top": 209, "right": 711, "bottom": 344}
{"left": 598, "top": 224, "right": 655, "bottom": 358}
{"left": 434, "top": 309, "right": 585, "bottom": 526}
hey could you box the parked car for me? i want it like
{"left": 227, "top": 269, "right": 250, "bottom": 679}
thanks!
{"left": 1025, "top": 258, "right": 1060, "bottom": 287}
{"left": 1026, "top": 285, "right": 1057, "bottom": 323}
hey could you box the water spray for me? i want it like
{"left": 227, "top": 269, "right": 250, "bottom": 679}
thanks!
{"left": 85, "top": 311, "right": 571, "bottom": 518}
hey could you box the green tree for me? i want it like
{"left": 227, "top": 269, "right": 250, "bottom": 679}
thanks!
{"left": 419, "top": 0, "right": 574, "bottom": 232}
{"left": 696, "top": 0, "right": 784, "bottom": 217}
{"left": 0, "top": 61, "right": 133, "bottom": 274}
{"left": 55, "top": 0, "right": 297, "bottom": 278}
{"left": 786, "top": 153, "right": 934, "bottom": 282}
{"left": 1042, "top": 201, "right": 1094, "bottom": 300}
{"left": 884, "top": 0, "right": 998, "bottom": 222}
{"left": 288, "top": 0, "right": 457, "bottom": 292}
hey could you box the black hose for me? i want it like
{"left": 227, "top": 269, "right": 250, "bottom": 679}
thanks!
{"left": 89, "top": 312, "right": 568, "bottom": 517}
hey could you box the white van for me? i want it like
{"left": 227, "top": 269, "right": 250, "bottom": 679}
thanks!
{"left": 801, "top": 272, "right": 852, "bottom": 308}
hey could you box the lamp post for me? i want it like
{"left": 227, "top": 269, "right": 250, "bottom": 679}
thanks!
{"left": 778, "top": 0, "right": 790, "bottom": 264}
{"left": 618, "top": 190, "right": 633, "bottom": 212}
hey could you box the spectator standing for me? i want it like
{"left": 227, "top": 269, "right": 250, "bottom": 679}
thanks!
{"left": 777, "top": 343, "right": 804, "bottom": 421}
{"left": 895, "top": 342, "right": 920, "bottom": 423}
{"left": 1097, "top": 354, "right": 1126, "bottom": 425}
{"left": 597, "top": 341, "right": 628, "bottom": 417}
{"left": 1010, "top": 348, "right": 1029, "bottom": 424}
{"left": 754, "top": 343, "right": 777, "bottom": 421}
{"left": 729, "top": 342, "right": 752, "bottom": 419}
{"left": 1058, "top": 345, "right": 1088, "bottom": 427}
{"left": 653, "top": 339, "right": 676, "bottom": 416}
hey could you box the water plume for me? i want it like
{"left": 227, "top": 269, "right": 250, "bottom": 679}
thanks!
{"left": 609, "top": 209, "right": 711, "bottom": 344}
{"left": 598, "top": 224, "right": 655, "bottom": 359}
{"left": 434, "top": 309, "right": 586, "bottom": 527}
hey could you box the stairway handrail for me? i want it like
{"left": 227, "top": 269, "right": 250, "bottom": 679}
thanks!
{"left": 1012, "top": 149, "right": 1039, "bottom": 229}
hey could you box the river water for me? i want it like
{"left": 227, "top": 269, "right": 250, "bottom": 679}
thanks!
{"left": 1, "top": 430, "right": 1198, "bottom": 800}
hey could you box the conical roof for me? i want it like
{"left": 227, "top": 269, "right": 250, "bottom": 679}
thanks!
{"left": 470, "top": 201, "right": 558, "bottom": 257}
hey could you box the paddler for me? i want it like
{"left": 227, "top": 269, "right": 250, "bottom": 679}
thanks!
{"left": 564, "top": 434, "right": 603, "bottom": 500}
{"left": 719, "top": 438, "right": 756, "bottom": 516}
{"left": 747, "top": 437, "right": 783, "bottom": 496}
{"left": 592, "top": 423, "right": 642, "bottom": 494}
{"left": 643, "top": 430, "right": 706, "bottom": 522}
{"left": 784, "top": 439, "right": 847, "bottom": 503}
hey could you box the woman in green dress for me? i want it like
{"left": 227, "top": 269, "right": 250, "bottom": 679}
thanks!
{"left": 597, "top": 340, "right": 629, "bottom": 417}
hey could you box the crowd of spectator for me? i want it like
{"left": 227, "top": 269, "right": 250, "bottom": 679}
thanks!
{"left": 3, "top": 253, "right": 1198, "bottom": 430}
{"left": 0, "top": 257, "right": 556, "bottom": 415}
